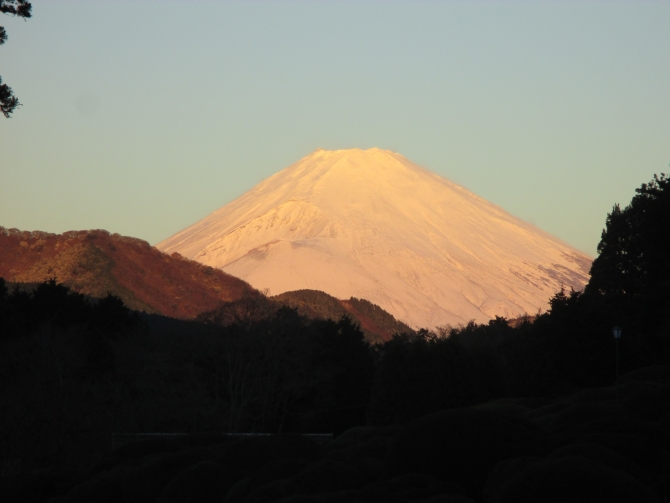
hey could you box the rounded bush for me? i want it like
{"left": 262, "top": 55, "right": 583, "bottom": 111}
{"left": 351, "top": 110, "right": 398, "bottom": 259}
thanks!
{"left": 563, "top": 386, "right": 617, "bottom": 405}
{"left": 386, "top": 408, "right": 547, "bottom": 497}
{"left": 252, "top": 458, "right": 309, "bottom": 487}
{"left": 217, "top": 435, "right": 321, "bottom": 472}
{"left": 543, "top": 402, "right": 622, "bottom": 434}
{"left": 156, "top": 461, "right": 231, "bottom": 503}
{"left": 53, "top": 469, "right": 124, "bottom": 503}
{"left": 619, "top": 366, "right": 670, "bottom": 385}
{"left": 0, "top": 470, "right": 73, "bottom": 503}
{"left": 623, "top": 384, "right": 670, "bottom": 422}
{"left": 547, "top": 413, "right": 670, "bottom": 474}
{"left": 239, "top": 480, "right": 288, "bottom": 503}
{"left": 360, "top": 472, "right": 463, "bottom": 502}
{"left": 655, "top": 461, "right": 670, "bottom": 503}
{"left": 548, "top": 442, "right": 653, "bottom": 486}
{"left": 222, "top": 477, "right": 252, "bottom": 503}
{"left": 121, "top": 449, "right": 215, "bottom": 503}
{"left": 497, "top": 456, "right": 661, "bottom": 503}
{"left": 287, "top": 459, "right": 366, "bottom": 495}
{"left": 110, "top": 434, "right": 234, "bottom": 467}
{"left": 482, "top": 456, "right": 541, "bottom": 502}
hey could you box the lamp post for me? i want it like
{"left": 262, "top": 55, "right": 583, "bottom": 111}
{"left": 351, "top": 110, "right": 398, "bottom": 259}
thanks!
{"left": 613, "top": 326, "right": 622, "bottom": 406}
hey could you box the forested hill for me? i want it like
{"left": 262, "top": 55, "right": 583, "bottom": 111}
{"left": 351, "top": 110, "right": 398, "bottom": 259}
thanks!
{"left": 0, "top": 227, "right": 254, "bottom": 318}
{"left": 0, "top": 227, "right": 411, "bottom": 341}
{"left": 272, "top": 289, "right": 413, "bottom": 342}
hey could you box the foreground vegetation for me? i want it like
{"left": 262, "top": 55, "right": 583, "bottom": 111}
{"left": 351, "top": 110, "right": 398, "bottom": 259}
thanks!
{"left": 1, "top": 174, "right": 669, "bottom": 502}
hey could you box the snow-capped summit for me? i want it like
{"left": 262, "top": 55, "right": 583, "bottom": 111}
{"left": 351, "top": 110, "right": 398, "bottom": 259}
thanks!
{"left": 158, "top": 148, "right": 591, "bottom": 328}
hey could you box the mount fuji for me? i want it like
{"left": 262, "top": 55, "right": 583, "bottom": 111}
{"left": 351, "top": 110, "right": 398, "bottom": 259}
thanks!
{"left": 157, "top": 148, "right": 592, "bottom": 328}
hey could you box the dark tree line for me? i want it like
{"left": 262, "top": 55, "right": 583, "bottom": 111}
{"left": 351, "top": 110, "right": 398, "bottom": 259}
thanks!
{"left": 192, "top": 307, "right": 374, "bottom": 435}
{"left": 1, "top": 173, "right": 669, "bottom": 477}
{"left": 0, "top": 278, "right": 141, "bottom": 341}
{"left": 369, "top": 173, "right": 670, "bottom": 425}
{"left": 0, "top": 280, "right": 375, "bottom": 473}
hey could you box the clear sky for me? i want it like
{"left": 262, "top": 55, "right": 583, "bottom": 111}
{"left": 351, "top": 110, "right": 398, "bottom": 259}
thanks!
{"left": 1, "top": 1, "right": 668, "bottom": 256}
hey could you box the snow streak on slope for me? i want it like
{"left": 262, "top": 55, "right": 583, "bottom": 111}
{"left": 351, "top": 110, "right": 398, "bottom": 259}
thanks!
{"left": 158, "top": 148, "right": 592, "bottom": 328}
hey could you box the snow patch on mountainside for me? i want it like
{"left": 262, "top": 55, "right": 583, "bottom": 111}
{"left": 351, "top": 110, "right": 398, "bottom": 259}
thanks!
{"left": 158, "top": 148, "right": 592, "bottom": 328}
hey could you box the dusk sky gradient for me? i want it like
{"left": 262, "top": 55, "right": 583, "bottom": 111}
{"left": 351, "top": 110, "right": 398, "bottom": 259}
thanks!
{"left": 1, "top": 1, "right": 668, "bottom": 256}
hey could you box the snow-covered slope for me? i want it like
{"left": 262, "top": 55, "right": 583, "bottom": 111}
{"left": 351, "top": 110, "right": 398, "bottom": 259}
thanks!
{"left": 157, "top": 148, "right": 592, "bottom": 328}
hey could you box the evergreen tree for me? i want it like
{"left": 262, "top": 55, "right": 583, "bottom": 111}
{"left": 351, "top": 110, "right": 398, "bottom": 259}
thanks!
{"left": 587, "top": 173, "right": 670, "bottom": 325}
{"left": 1, "top": 0, "right": 31, "bottom": 117}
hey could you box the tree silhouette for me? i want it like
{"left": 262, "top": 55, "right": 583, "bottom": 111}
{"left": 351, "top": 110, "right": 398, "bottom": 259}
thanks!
{"left": 587, "top": 173, "right": 670, "bottom": 325}
{"left": 1, "top": 0, "right": 31, "bottom": 118}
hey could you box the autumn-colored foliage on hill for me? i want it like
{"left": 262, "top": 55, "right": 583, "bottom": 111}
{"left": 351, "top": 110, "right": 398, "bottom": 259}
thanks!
{"left": 0, "top": 227, "right": 253, "bottom": 318}
{"left": 0, "top": 227, "right": 413, "bottom": 339}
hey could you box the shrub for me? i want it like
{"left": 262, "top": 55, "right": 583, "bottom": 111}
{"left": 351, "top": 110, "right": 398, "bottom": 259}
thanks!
{"left": 359, "top": 472, "right": 463, "bottom": 502}
{"left": 386, "top": 408, "right": 548, "bottom": 497}
{"left": 497, "top": 456, "right": 661, "bottom": 503}
{"left": 156, "top": 461, "right": 231, "bottom": 503}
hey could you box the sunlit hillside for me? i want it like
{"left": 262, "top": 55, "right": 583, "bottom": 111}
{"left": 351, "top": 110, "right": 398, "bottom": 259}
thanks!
{"left": 0, "top": 227, "right": 253, "bottom": 318}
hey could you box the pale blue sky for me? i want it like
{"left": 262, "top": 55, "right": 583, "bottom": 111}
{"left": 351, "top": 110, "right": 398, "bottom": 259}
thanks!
{"left": 1, "top": 1, "right": 668, "bottom": 256}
